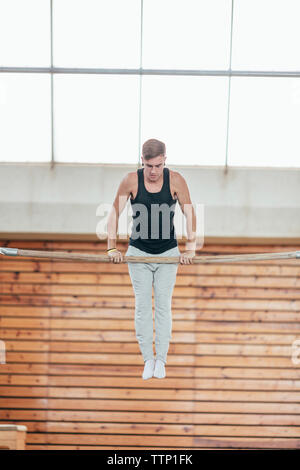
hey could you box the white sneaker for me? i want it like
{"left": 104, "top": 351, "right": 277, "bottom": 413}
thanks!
{"left": 153, "top": 359, "right": 166, "bottom": 378}
{"left": 142, "top": 359, "right": 155, "bottom": 379}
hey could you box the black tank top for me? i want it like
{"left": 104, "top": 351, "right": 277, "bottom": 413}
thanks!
{"left": 129, "top": 167, "right": 178, "bottom": 254}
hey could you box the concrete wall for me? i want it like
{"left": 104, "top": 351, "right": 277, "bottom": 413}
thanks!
{"left": 0, "top": 163, "right": 299, "bottom": 243}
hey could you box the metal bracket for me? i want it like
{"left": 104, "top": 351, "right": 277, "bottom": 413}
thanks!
{"left": 0, "top": 247, "right": 18, "bottom": 256}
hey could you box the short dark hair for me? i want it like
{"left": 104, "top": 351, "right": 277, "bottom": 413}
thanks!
{"left": 142, "top": 139, "right": 166, "bottom": 160}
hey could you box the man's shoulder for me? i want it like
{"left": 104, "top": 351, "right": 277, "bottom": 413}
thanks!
{"left": 127, "top": 170, "right": 138, "bottom": 178}
{"left": 126, "top": 171, "right": 138, "bottom": 184}
{"left": 121, "top": 171, "right": 136, "bottom": 182}
{"left": 169, "top": 169, "right": 180, "bottom": 177}
{"left": 169, "top": 169, "right": 184, "bottom": 186}
{"left": 121, "top": 171, "right": 137, "bottom": 191}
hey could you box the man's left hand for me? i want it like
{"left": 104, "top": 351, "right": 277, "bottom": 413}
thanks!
{"left": 179, "top": 250, "right": 195, "bottom": 264}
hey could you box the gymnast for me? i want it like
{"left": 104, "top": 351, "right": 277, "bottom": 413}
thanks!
{"left": 106, "top": 138, "right": 196, "bottom": 380}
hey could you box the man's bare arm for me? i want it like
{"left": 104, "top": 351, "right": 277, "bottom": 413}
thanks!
{"left": 174, "top": 173, "right": 197, "bottom": 252}
{"left": 107, "top": 173, "right": 132, "bottom": 251}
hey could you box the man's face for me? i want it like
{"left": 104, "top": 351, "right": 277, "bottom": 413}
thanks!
{"left": 142, "top": 155, "right": 166, "bottom": 182}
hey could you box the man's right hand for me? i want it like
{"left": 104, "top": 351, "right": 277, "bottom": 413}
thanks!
{"left": 107, "top": 249, "right": 123, "bottom": 263}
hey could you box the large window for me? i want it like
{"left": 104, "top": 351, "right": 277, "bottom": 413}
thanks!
{"left": 0, "top": 0, "right": 299, "bottom": 168}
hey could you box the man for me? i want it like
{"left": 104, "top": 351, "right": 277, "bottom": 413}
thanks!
{"left": 107, "top": 138, "right": 196, "bottom": 379}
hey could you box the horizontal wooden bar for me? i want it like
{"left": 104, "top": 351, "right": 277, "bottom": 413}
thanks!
{"left": 1, "top": 247, "right": 300, "bottom": 264}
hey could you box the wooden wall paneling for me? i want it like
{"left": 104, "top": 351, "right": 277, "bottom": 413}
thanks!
{"left": 0, "top": 239, "right": 300, "bottom": 449}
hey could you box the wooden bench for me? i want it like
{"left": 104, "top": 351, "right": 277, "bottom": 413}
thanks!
{"left": 0, "top": 425, "right": 27, "bottom": 450}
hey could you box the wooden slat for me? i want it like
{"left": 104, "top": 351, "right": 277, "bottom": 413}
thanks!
{"left": 23, "top": 433, "right": 300, "bottom": 448}
{"left": 1, "top": 294, "right": 300, "bottom": 311}
{"left": 2, "top": 385, "right": 300, "bottom": 402}
{"left": 2, "top": 282, "right": 300, "bottom": 300}
{"left": 1, "top": 339, "right": 300, "bottom": 359}
{"left": 3, "top": 409, "right": 300, "bottom": 425}
{"left": 1, "top": 259, "right": 300, "bottom": 274}
{"left": 2, "top": 305, "right": 300, "bottom": 322}
{"left": 2, "top": 374, "right": 300, "bottom": 391}
{"left": 1, "top": 362, "right": 300, "bottom": 379}
{"left": 1, "top": 397, "right": 300, "bottom": 413}
{"left": 3, "top": 333, "right": 300, "bottom": 347}
{"left": 2, "top": 352, "right": 299, "bottom": 368}
{"left": 3, "top": 420, "right": 297, "bottom": 438}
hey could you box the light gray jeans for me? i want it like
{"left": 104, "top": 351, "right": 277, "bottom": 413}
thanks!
{"left": 125, "top": 244, "right": 180, "bottom": 364}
